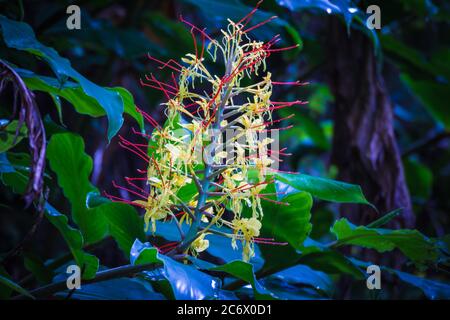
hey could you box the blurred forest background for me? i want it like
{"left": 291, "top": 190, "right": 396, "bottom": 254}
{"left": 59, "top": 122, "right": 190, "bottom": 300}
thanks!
{"left": 0, "top": 0, "right": 449, "bottom": 299}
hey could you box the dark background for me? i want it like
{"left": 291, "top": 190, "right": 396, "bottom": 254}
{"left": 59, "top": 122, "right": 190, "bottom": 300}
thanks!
{"left": 1, "top": 0, "right": 449, "bottom": 299}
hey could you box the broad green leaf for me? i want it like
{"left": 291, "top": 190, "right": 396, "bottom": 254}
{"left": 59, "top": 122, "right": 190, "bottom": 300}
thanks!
{"left": 0, "top": 152, "right": 37, "bottom": 194}
{"left": 298, "top": 250, "right": 364, "bottom": 279}
{"left": 0, "top": 120, "right": 27, "bottom": 153}
{"left": 85, "top": 192, "right": 146, "bottom": 258}
{"left": 331, "top": 218, "right": 438, "bottom": 265}
{"left": 310, "top": 207, "right": 335, "bottom": 239}
{"left": 23, "top": 251, "right": 54, "bottom": 284}
{"left": 112, "top": 87, "right": 144, "bottom": 131}
{"left": 44, "top": 203, "right": 99, "bottom": 280}
{"left": 260, "top": 190, "right": 312, "bottom": 250}
{"left": 0, "top": 274, "right": 35, "bottom": 299}
{"left": 47, "top": 133, "right": 108, "bottom": 244}
{"left": 47, "top": 133, "right": 146, "bottom": 253}
{"left": 0, "top": 15, "right": 125, "bottom": 140}
{"left": 101, "top": 202, "right": 146, "bottom": 257}
{"left": 274, "top": 171, "right": 372, "bottom": 205}
{"left": 17, "top": 70, "right": 143, "bottom": 131}
{"left": 209, "top": 260, "right": 275, "bottom": 299}
{"left": 130, "top": 239, "right": 221, "bottom": 300}
{"left": 403, "top": 158, "right": 433, "bottom": 201}
{"left": 264, "top": 264, "right": 333, "bottom": 298}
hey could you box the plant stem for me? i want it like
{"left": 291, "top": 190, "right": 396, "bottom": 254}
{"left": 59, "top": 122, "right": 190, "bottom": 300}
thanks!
{"left": 176, "top": 56, "right": 235, "bottom": 253}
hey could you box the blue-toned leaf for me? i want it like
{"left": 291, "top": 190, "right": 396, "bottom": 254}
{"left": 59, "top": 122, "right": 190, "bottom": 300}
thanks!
{"left": 0, "top": 15, "right": 126, "bottom": 140}
{"left": 130, "top": 239, "right": 222, "bottom": 300}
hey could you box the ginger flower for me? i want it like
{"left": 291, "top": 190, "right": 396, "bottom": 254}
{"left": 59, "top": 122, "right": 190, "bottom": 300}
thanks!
{"left": 231, "top": 217, "right": 262, "bottom": 261}
{"left": 106, "top": 1, "right": 306, "bottom": 261}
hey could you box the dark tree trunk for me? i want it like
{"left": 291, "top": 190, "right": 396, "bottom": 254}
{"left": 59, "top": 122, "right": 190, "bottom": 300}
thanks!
{"left": 327, "top": 18, "right": 414, "bottom": 228}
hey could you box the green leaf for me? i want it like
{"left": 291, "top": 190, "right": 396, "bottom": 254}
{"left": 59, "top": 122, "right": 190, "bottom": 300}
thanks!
{"left": 403, "top": 157, "right": 434, "bottom": 201}
{"left": 17, "top": 70, "right": 143, "bottom": 131}
{"left": 0, "top": 15, "right": 125, "bottom": 140}
{"left": 44, "top": 202, "right": 99, "bottom": 280}
{"left": 0, "top": 152, "right": 33, "bottom": 194}
{"left": 0, "top": 120, "right": 27, "bottom": 153}
{"left": 0, "top": 274, "right": 35, "bottom": 299}
{"left": 331, "top": 218, "right": 438, "bottom": 265}
{"left": 209, "top": 260, "right": 275, "bottom": 299}
{"left": 0, "top": 151, "right": 99, "bottom": 279}
{"left": 47, "top": 133, "right": 146, "bottom": 255}
{"left": 47, "top": 133, "right": 108, "bottom": 244}
{"left": 85, "top": 192, "right": 146, "bottom": 257}
{"left": 102, "top": 202, "right": 146, "bottom": 257}
{"left": 264, "top": 264, "right": 333, "bottom": 298}
{"left": 299, "top": 250, "right": 364, "bottom": 279}
{"left": 112, "top": 87, "right": 144, "bottom": 131}
{"left": 130, "top": 239, "right": 221, "bottom": 300}
{"left": 274, "top": 171, "right": 372, "bottom": 206}
{"left": 366, "top": 208, "right": 403, "bottom": 228}
{"left": 260, "top": 190, "right": 312, "bottom": 250}
{"left": 23, "top": 251, "right": 54, "bottom": 284}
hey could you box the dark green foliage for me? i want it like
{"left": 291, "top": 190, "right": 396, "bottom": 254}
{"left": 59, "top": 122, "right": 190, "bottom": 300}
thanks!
{"left": 0, "top": 0, "right": 449, "bottom": 300}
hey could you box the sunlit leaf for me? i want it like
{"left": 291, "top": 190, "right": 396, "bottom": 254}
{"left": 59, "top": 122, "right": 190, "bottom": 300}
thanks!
{"left": 274, "top": 171, "right": 372, "bottom": 205}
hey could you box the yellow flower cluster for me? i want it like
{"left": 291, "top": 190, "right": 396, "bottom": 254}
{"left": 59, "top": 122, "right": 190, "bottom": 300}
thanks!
{"left": 130, "top": 13, "right": 293, "bottom": 261}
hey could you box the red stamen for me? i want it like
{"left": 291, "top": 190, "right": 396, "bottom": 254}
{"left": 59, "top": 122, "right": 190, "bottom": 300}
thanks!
{"left": 112, "top": 180, "right": 148, "bottom": 200}
{"left": 179, "top": 15, "right": 213, "bottom": 42}
{"left": 119, "top": 142, "right": 150, "bottom": 163}
{"left": 243, "top": 15, "right": 278, "bottom": 33}
{"left": 267, "top": 44, "right": 300, "bottom": 52}
{"left": 259, "top": 195, "right": 289, "bottom": 206}
{"left": 147, "top": 54, "right": 182, "bottom": 72}
{"left": 237, "top": 0, "right": 263, "bottom": 27}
